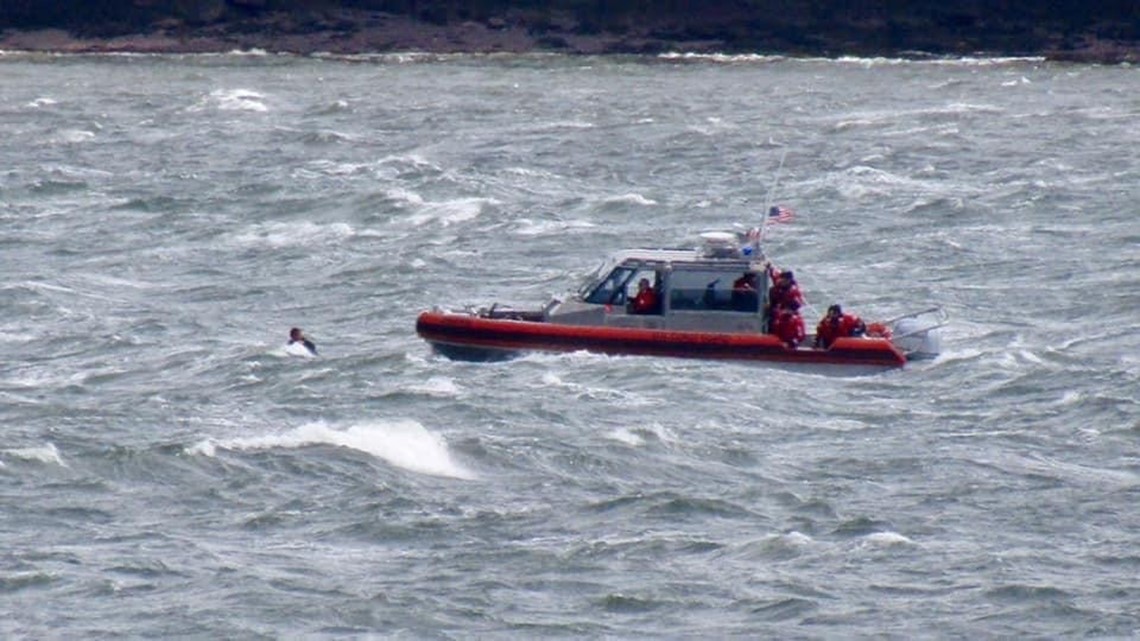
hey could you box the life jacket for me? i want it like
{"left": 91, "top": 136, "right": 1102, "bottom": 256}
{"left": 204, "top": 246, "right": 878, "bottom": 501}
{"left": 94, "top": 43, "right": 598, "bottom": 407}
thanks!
{"left": 774, "top": 309, "right": 805, "bottom": 347}
{"left": 840, "top": 313, "right": 866, "bottom": 337}
{"left": 769, "top": 282, "right": 804, "bottom": 311}
{"left": 631, "top": 289, "right": 658, "bottom": 314}
{"left": 815, "top": 316, "right": 842, "bottom": 348}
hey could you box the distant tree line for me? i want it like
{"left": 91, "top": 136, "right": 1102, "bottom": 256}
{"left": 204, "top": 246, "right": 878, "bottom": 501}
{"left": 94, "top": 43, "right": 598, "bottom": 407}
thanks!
{"left": 1, "top": 0, "right": 1135, "bottom": 43}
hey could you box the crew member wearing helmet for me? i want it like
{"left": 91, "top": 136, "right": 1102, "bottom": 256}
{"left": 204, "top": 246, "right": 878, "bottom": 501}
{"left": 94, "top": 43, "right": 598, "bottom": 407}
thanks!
{"left": 767, "top": 267, "right": 804, "bottom": 313}
{"left": 814, "top": 304, "right": 867, "bottom": 349}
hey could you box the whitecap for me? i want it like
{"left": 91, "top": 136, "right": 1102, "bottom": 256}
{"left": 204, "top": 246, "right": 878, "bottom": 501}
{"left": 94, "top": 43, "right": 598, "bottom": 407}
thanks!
{"left": 512, "top": 218, "right": 596, "bottom": 237}
{"left": 300, "top": 159, "right": 370, "bottom": 177}
{"left": 3, "top": 442, "right": 67, "bottom": 467}
{"left": 608, "top": 423, "right": 676, "bottom": 447}
{"left": 860, "top": 531, "right": 915, "bottom": 547}
{"left": 229, "top": 220, "right": 355, "bottom": 249}
{"left": 602, "top": 193, "right": 658, "bottom": 206}
{"left": 375, "top": 154, "right": 443, "bottom": 178}
{"left": 225, "top": 48, "right": 270, "bottom": 57}
{"left": 407, "top": 197, "right": 491, "bottom": 227}
{"left": 190, "top": 88, "right": 268, "bottom": 113}
{"left": 657, "top": 52, "right": 783, "bottom": 64}
{"left": 406, "top": 376, "right": 462, "bottom": 397}
{"left": 1059, "top": 390, "right": 1083, "bottom": 405}
{"left": 187, "top": 419, "right": 473, "bottom": 479}
{"left": 607, "top": 427, "right": 645, "bottom": 446}
{"left": 503, "top": 166, "right": 559, "bottom": 179}
{"left": 535, "top": 120, "right": 595, "bottom": 131}
{"left": 833, "top": 55, "right": 1043, "bottom": 67}
{"left": 0, "top": 328, "right": 38, "bottom": 344}
{"left": 781, "top": 531, "right": 814, "bottom": 546}
{"left": 539, "top": 371, "right": 568, "bottom": 388}
{"left": 739, "top": 531, "right": 816, "bottom": 560}
{"left": 51, "top": 129, "right": 95, "bottom": 144}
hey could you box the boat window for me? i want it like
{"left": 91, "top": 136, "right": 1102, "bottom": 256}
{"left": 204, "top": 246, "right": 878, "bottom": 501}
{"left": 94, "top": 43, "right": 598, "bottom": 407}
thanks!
{"left": 576, "top": 257, "right": 617, "bottom": 298}
{"left": 584, "top": 266, "right": 636, "bottom": 305}
{"left": 669, "top": 269, "right": 758, "bottom": 312}
{"left": 624, "top": 269, "right": 662, "bottom": 314}
{"left": 624, "top": 269, "right": 659, "bottom": 296}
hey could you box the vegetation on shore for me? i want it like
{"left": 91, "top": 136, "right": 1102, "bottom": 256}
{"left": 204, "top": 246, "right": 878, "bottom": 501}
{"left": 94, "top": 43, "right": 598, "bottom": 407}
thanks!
{"left": 1, "top": 0, "right": 1135, "bottom": 62}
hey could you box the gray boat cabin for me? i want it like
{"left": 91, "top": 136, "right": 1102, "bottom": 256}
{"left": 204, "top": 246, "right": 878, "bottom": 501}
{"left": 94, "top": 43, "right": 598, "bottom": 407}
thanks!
{"left": 544, "top": 232, "right": 772, "bottom": 334}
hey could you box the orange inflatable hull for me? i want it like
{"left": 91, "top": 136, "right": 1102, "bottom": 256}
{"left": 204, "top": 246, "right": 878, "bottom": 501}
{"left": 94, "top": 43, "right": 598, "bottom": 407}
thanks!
{"left": 416, "top": 311, "right": 906, "bottom": 367}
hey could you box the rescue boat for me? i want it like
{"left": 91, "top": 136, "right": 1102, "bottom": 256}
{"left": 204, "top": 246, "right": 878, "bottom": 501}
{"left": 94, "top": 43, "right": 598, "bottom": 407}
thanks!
{"left": 416, "top": 231, "right": 946, "bottom": 368}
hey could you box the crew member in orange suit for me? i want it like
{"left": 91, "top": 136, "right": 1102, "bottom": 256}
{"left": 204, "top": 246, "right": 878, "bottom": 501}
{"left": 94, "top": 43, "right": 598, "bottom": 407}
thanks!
{"left": 767, "top": 266, "right": 804, "bottom": 321}
{"left": 773, "top": 301, "right": 806, "bottom": 348}
{"left": 814, "top": 304, "right": 867, "bottom": 349}
{"left": 630, "top": 278, "right": 659, "bottom": 314}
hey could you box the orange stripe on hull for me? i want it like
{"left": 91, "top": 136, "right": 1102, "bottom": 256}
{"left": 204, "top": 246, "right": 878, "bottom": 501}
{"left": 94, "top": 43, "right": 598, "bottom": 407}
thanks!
{"left": 416, "top": 311, "right": 906, "bottom": 367}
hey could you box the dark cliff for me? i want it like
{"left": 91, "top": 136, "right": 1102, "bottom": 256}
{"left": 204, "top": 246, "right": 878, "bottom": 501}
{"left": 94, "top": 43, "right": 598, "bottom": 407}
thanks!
{"left": 0, "top": 0, "right": 1135, "bottom": 61}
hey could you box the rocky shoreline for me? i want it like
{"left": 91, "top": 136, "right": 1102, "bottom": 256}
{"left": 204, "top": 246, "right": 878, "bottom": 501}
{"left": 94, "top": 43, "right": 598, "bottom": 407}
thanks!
{"left": 0, "top": 9, "right": 1136, "bottom": 64}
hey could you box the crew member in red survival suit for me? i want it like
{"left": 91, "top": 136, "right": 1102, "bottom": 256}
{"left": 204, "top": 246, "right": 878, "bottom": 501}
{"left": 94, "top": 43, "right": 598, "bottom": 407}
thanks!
{"left": 813, "top": 304, "right": 867, "bottom": 349}
{"left": 630, "top": 278, "right": 659, "bottom": 314}
{"left": 773, "top": 301, "right": 806, "bottom": 348}
{"left": 767, "top": 267, "right": 804, "bottom": 322}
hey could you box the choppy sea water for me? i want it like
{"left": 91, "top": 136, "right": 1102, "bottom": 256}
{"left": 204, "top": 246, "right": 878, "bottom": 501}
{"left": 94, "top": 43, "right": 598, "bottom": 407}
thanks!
{"left": 1, "top": 51, "right": 1137, "bottom": 638}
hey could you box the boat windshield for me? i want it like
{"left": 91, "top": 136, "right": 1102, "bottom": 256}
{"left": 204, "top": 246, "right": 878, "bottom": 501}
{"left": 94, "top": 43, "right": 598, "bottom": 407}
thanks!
{"left": 576, "top": 257, "right": 619, "bottom": 299}
{"left": 582, "top": 265, "right": 637, "bottom": 305}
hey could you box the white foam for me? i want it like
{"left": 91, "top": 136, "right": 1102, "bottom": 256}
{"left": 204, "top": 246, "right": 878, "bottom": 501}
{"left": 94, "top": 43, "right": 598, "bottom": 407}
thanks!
{"left": 383, "top": 186, "right": 426, "bottom": 207}
{"left": 298, "top": 159, "right": 369, "bottom": 177}
{"left": 657, "top": 52, "right": 784, "bottom": 64}
{"left": 607, "top": 423, "right": 676, "bottom": 447}
{"left": 188, "top": 420, "right": 472, "bottom": 479}
{"left": 226, "top": 48, "right": 270, "bottom": 57}
{"left": 407, "top": 197, "right": 491, "bottom": 227}
{"left": 229, "top": 220, "right": 355, "bottom": 249}
{"left": 3, "top": 442, "right": 67, "bottom": 467}
{"left": 52, "top": 129, "right": 95, "bottom": 144}
{"left": 407, "top": 377, "right": 463, "bottom": 397}
{"left": 539, "top": 371, "right": 568, "bottom": 388}
{"left": 861, "top": 531, "right": 916, "bottom": 547}
{"left": 190, "top": 88, "right": 269, "bottom": 112}
{"left": 512, "top": 218, "right": 596, "bottom": 236}
{"left": 603, "top": 193, "right": 658, "bottom": 206}
{"left": 780, "top": 531, "right": 814, "bottom": 546}
{"left": 536, "top": 120, "right": 595, "bottom": 131}
{"left": 607, "top": 427, "right": 645, "bottom": 446}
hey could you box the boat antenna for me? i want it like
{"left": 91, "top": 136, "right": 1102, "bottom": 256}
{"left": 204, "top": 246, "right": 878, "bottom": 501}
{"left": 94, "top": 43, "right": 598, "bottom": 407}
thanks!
{"left": 759, "top": 149, "right": 788, "bottom": 241}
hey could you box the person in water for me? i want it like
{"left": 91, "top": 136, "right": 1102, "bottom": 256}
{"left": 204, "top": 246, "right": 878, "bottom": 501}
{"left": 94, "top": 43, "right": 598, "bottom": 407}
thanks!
{"left": 814, "top": 304, "right": 866, "bottom": 349}
{"left": 630, "top": 278, "right": 659, "bottom": 314}
{"left": 289, "top": 327, "right": 317, "bottom": 355}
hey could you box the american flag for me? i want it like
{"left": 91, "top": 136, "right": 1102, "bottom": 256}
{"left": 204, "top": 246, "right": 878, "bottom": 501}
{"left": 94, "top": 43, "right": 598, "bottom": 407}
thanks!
{"left": 768, "top": 205, "right": 794, "bottom": 223}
